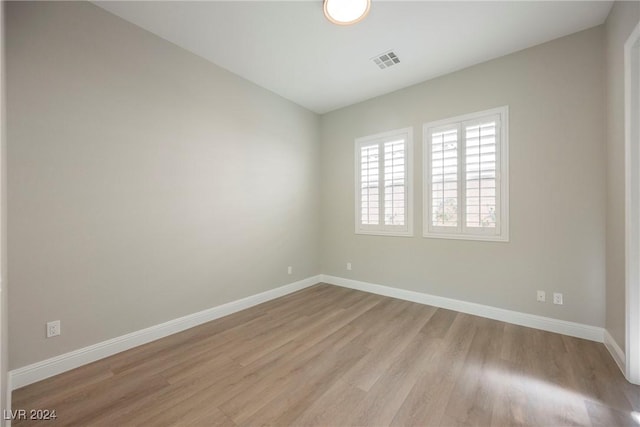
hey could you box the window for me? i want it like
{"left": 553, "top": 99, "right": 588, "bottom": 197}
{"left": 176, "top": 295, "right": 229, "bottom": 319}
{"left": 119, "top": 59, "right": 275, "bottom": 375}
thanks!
{"left": 355, "top": 127, "right": 413, "bottom": 236}
{"left": 424, "top": 106, "right": 509, "bottom": 241}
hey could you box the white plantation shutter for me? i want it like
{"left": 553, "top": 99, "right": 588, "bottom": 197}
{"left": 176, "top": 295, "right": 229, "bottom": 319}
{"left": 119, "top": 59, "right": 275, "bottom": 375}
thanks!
{"left": 430, "top": 127, "right": 459, "bottom": 229}
{"left": 424, "top": 107, "right": 508, "bottom": 241}
{"left": 360, "top": 144, "right": 379, "bottom": 225}
{"left": 384, "top": 140, "right": 406, "bottom": 226}
{"left": 464, "top": 117, "right": 499, "bottom": 230}
{"left": 355, "top": 128, "right": 413, "bottom": 236}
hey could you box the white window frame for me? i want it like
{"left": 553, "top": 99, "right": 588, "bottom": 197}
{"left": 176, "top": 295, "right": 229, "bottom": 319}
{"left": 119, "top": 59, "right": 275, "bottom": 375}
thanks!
{"left": 355, "top": 127, "right": 414, "bottom": 237}
{"left": 423, "top": 106, "right": 509, "bottom": 242}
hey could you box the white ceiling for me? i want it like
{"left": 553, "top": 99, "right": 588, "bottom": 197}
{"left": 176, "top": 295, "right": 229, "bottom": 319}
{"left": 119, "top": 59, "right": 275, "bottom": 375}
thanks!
{"left": 94, "top": 1, "right": 613, "bottom": 114}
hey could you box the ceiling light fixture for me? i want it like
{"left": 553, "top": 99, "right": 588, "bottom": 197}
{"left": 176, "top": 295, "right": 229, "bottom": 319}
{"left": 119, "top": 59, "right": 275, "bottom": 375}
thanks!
{"left": 323, "top": 0, "right": 371, "bottom": 26}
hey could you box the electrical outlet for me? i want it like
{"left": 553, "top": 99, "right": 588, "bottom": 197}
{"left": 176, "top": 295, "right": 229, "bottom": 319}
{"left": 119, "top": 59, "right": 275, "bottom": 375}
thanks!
{"left": 46, "top": 320, "right": 61, "bottom": 338}
{"left": 536, "top": 290, "right": 546, "bottom": 302}
{"left": 347, "top": 262, "right": 352, "bottom": 271}
{"left": 287, "top": 266, "right": 292, "bottom": 275}
{"left": 553, "top": 293, "right": 563, "bottom": 305}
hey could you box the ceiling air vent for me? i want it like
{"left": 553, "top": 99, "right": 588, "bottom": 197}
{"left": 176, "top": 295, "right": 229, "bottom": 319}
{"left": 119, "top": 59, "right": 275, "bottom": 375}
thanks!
{"left": 372, "top": 50, "right": 400, "bottom": 70}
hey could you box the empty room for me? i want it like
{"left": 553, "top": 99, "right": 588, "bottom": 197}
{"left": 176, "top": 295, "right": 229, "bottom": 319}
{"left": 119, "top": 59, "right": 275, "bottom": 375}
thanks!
{"left": 2, "top": 0, "right": 640, "bottom": 425}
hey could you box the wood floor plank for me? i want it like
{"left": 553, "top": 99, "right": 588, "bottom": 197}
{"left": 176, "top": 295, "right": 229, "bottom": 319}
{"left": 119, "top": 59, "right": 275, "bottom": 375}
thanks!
{"left": 419, "top": 307, "right": 458, "bottom": 339}
{"left": 217, "top": 304, "right": 378, "bottom": 424}
{"left": 291, "top": 379, "right": 367, "bottom": 426}
{"left": 443, "top": 317, "right": 504, "bottom": 427}
{"left": 348, "top": 325, "right": 441, "bottom": 426}
{"left": 341, "top": 301, "right": 436, "bottom": 391}
{"left": 169, "top": 405, "right": 237, "bottom": 427}
{"left": 249, "top": 340, "right": 370, "bottom": 426}
{"left": 562, "top": 334, "right": 635, "bottom": 413}
{"left": 11, "top": 360, "right": 114, "bottom": 411}
{"left": 584, "top": 399, "right": 638, "bottom": 427}
{"left": 12, "top": 284, "right": 639, "bottom": 427}
{"left": 391, "top": 312, "right": 478, "bottom": 426}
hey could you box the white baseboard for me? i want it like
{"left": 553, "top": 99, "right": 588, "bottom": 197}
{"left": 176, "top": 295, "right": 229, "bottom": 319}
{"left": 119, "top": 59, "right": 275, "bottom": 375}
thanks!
{"left": 9, "top": 275, "right": 322, "bottom": 390}
{"left": 604, "top": 329, "right": 626, "bottom": 376}
{"left": 320, "top": 275, "right": 604, "bottom": 343}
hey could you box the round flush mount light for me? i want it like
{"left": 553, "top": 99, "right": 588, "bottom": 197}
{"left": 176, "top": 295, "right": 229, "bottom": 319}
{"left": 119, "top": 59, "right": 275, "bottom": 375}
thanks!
{"left": 323, "top": 0, "right": 371, "bottom": 26}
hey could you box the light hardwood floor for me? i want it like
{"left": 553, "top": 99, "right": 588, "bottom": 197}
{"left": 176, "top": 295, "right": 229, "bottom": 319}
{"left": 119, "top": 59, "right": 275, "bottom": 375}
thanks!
{"left": 12, "top": 284, "right": 640, "bottom": 426}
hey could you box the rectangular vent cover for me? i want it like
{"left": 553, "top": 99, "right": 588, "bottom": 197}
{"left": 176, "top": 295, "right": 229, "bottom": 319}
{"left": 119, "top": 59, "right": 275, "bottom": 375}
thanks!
{"left": 372, "top": 50, "right": 400, "bottom": 70}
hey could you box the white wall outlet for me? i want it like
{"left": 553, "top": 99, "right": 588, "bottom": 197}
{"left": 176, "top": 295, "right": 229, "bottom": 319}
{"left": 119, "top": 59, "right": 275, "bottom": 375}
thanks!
{"left": 46, "top": 320, "right": 61, "bottom": 338}
{"left": 536, "top": 290, "right": 546, "bottom": 302}
{"left": 347, "top": 262, "right": 352, "bottom": 271}
{"left": 553, "top": 293, "right": 563, "bottom": 305}
{"left": 287, "top": 266, "right": 292, "bottom": 275}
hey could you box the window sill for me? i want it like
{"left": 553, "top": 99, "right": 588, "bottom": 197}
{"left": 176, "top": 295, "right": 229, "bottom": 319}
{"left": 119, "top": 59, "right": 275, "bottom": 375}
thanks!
{"left": 356, "top": 229, "right": 414, "bottom": 238}
{"left": 423, "top": 232, "right": 509, "bottom": 242}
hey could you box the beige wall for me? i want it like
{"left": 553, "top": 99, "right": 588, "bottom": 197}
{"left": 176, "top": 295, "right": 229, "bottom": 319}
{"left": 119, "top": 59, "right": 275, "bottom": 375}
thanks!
{"left": 6, "top": 1, "right": 320, "bottom": 369}
{"left": 320, "top": 27, "right": 606, "bottom": 327}
{"left": 1, "top": 0, "right": 7, "bottom": 421}
{"left": 605, "top": 1, "right": 640, "bottom": 352}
